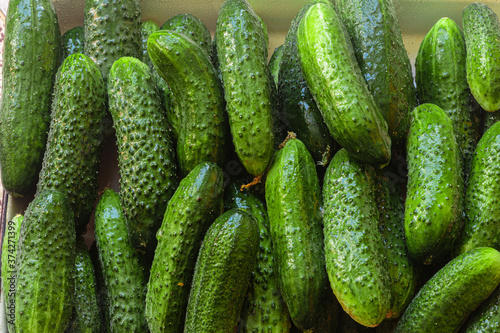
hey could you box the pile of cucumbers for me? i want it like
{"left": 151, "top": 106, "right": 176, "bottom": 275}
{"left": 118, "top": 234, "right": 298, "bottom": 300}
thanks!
{"left": 1, "top": 0, "right": 500, "bottom": 332}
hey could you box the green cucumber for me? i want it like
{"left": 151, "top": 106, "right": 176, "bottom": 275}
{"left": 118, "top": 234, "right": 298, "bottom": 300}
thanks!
{"left": 297, "top": 0, "right": 391, "bottom": 168}
{"left": 94, "top": 188, "right": 148, "bottom": 332}
{"left": 216, "top": 0, "right": 276, "bottom": 177}
{"left": 416, "top": 17, "right": 480, "bottom": 176}
{"left": 463, "top": 3, "right": 500, "bottom": 112}
{"left": 394, "top": 247, "right": 500, "bottom": 333}
{"left": 461, "top": 285, "right": 500, "bottom": 332}
{"left": 0, "top": 0, "right": 61, "bottom": 197}
{"left": 184, "top": 208, "right": 260, "bottom": 333}
{"left": 140, "top": 19, "right": 160, "bottom": 64}
{"left": 107, "top": 56, "right": 178, "bottom": 254}
{"left": 61, "top": 26, "right": 84, "bottom": 61}
{"left": 265, "top": 136, "right": 328, "bottom": 330}
{"left": 323, "top": 148, "right": 392, "bottom": 327}
{"left": 148, "top": 30, "right": 226, "bottom": 176}
{"left": 404, "top": 103, "right": 463, "bottom": 264}
{"left": 161, "top": 14, "right": 212, "bottom": 56}
{"left": 482, "top": 109, "right": 500, "bottom": 133}
{"left": 145, "top": 162, "right": 225, "bottom": 333}
{"left": 36, "top": 53, "right": 106, "bottom": 234}
{"left": 269, "top": 44, "right": 284, "bottom": 88}
{"left": 454, "top": 120, "right": 500, "bottom": 255}
{"left": 15, "top": 189, "right": 75, "bottom": 333}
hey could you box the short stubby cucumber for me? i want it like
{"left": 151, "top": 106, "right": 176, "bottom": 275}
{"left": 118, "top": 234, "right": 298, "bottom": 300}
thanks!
{"left": 161, "top": 13, "right": 212, "bottom": 56}
{"left": 184, "top": 208, "right": 260, "bottom": 333}
{"left": 416, "top": 17, "right": 480, "bottom": 177}
{"left": 107, "top": 56, "right": 178, "bottom": 254}
{"left": 335, "top": 0, "right": 417, "bottom": 147}
{"left": 0, "top": 0, "right": 61, "bottom": 197}
{"left": 61, "top": 26, "right": 84, "bottom": 61}
{"left": 15, "top": 189, "right": 75, "bottom": 333}
{"left": 462, "top": 285, "right": 500, "bottom": 333}
{"left": 323, "top": 148, "right": 392, "bottom": 327}
{"left": 148, "top": 31, "right": 226, "bottom": 176}
{"left": 297, "top": 1, "right": 391, "bottom": 168}
{"left": 94, "top": 188, "right": 148, "bottom": 333}
{"left": 463, "top": 3, "right": 500, "bottom": 112}
{"left": 146, "top": 162, "right": 225, "bottom": 333}
{"left": 455, "top": 121, "right": 500, "bottom": 255}
{"left": 405, "top": 103, "right": 463, "bottom": 265}
{"left": 36, "top": 53, "right": 106, "bottom": 234}
{"left": 394, "top": 247, "right": 500, "bottom": 333}
{"left": 265, "top": 136, "right": 328, "bottom": 330}
{"left": 216, "top": 0, "right": 276, "bottom": 177}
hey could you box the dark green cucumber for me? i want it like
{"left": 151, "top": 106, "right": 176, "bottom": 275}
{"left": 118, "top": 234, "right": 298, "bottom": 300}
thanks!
{"left": 323, "top": 148, "right": 392, "bottom": 327}
{"left": 107, "top": 56, "right": 178, "bottom": 254}
{"left": 394, "top": 247, "right": 500, "bottom": 333}
{"left": 455, "top": 121, "right": 500, "bottom": 255}
{"left": 405, "top": 103, "right": 463, "bottom": 264}
{"left": 297, "top": 0, "right": 391, "bottom": 168}
{"left": 335, "top": 0, "right": 416, "bottom": 146}
{"left": 15, "top": 189, "right": 75, "bottom": 333}
{"left": 148, "top": 31, "right": 226, "bottom": 176}
{"left": 225, "top": 181, "right": 292, "bottom": 333}
{"left": 483, "top": 109, "right": 500, "bottom": 133}
{"left": 94, "top": 188, "right": 148, "bottom": 332}
{"left": 1, "top": 214, "right": 22, "bottom": 333}
{"left": 216, "top": 0, "right": 276, "bottom": 176}
{"left": 463, "top": 3, "right": 500, "bottom": 112}
{"left": 415, "top": 17, "right": 480, "bottom": 177}
{"left": 306, "top": 290, "right": 340, "bottom": 333}
{"left": 36, "top": 53, "right": 106, "bottom": 234}
{"left": 265, "top": 136, "right": 328, "bottom": 330}
{"left": 269, "top": 44, "right": 284, "bottom": 88}
{"left": 278, "top": 0, "right": 335, "bottom": 164}
{"left": 140, "top": 19, "right": 160, "bottom": 64}
{"left": 461, "top": 285, "right": 500, "bottom": 332}
{"left": 0, "top": 0, "right": 61, "bottom": 197}
{"left": 161, "top": 14, "right": 212, "bottom": 56}
{"left": 83, "top": 0, "right": 141, "bottom": 81}
{"left": 145, "top": 162, "right": 225, "bottom": 333}
{"left": 184, "top": 208, "right": 260, "bottom": 333}
{"left": 61, "top": 26, "right": 84, "bottom": 61}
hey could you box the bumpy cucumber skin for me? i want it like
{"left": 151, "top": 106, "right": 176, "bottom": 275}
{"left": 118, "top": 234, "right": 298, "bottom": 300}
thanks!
{"left": 455, "top": 121, "right": 500, "bottom": 255}
{"left": 278, "top": 0, "right": 335, "bottom": 164}
{"left": 145, "top": 162, "right": 225, "bottom": 333}
{"left": 1, "top": 214, "right": 22, "bottom": 333}
{"left": 161, "top": 14, "right": 212, "bottom": 56}
{"left": 83, "top": 0, "right": 141, "bottom": 81}
{"left": 463, "top": 3, "right": 500, "bottom": 112}
{"left": 15, "top": 190, "right": 75, "bottom": 333}
{"left": 225, "top": 181, "right": 292, "bottom": 333}
{"left": 416, "top": 17, "right": 480, "bottom": 176}
{"left": 323, "top": 149, "right": 392, "bottom": 327}
{"left": 404, "top": 103, "right": 463, "bottom": 264}
{"left": 269, "top": 44, "right": 284, "bottom": 88}
{"left": 462, "top": 285, "right": 500, "bottom": 333}
{"left": 184, "top": 209, "right": 260, "bottom": 333}
{"left": 148, "top": 31, "right": 226, "bottom": 176}
{"left": 483, "top": 109, "right": 500, "bottom": 133}
{"left": 61, "top": 26, "right": 84, "bottom": 61}
{"left": 265, "top": 138, "right": 328, "bottom": 330}
{"left": 140, "top": 19, "right": 160, "bottom": 64}
{"left": 335, "top": 0, "right": 416, "bottom": 147}
{"left": 216, "top": 0, "right": 276, "bottom": 176}
{"left": 297, "top": 1, "right": 391, "bottom": 168}
{"left": 107, "top": 56, "right": 178, "bottom": 254}
{"left": 36, "top": 53, "right": 106, "bottom": 234}
{"left": 0, "top": 0, "right": 61, "bottom": 197}
{"left": 395, "top": 247, "right": 500, "bottom": 333}
{"left": 94, "top": 188, "right": 148, "bottom": 333}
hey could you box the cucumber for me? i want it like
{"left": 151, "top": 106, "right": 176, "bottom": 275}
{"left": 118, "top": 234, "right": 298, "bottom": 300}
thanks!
{"left": 265, "top": 136, "right": 328, "bottom": 330}
{"left": 463, "top": 3, "right": 500, "bottom": 112}
{"left": 1, "top": 214, "right": 22, "bottom": 333}
{"left": 184, "top": 208, "right": 260, "bottom": 333}
{"left": 94, "top": 188, "right": 148, "bottom": 333}
{"left": 405, "top": 103, "right": 463, "bottom": 264}
{"left": 323, "top": 148, "right": 392, "bottom": 327}
{"left": 394, "top": 247, "right": 500, "bottom": 333}
{"left": 415, "top": 17, "right": 480, "bottom": 177}
{"left": 107, "top": 56, "right": 178, "bottom": 254}
{"left": 216, "top": 0, "right": 276, "bottom": 177}
{"left": 297, "top": 0, "right": 391, "bottom": 169}
{"left": 161, "top": 13, "right": 212, "bottom": 56}
{"left": 269, "top": 44, "right": 284, "bottom": 88}
{"left": 0, "top": 0, "right": 61, "bottom": 197}
{"left": 225, "top": 181, "right": 292, "bottom": 333}
{"left": 148, "top": 30, "right": 226, "bottom": 176}
{"left": 140, "top": 19, "right": 160, "bottom": 64}
{"left": 83, "top": 0, "right": 141, "bottom": 81}
{"left": 454, "top": 120, "right": 500, "bottom": 255}
{"left": 482, "top": 109, "right": 500, "bottom": 133}
{"left": 15, "top": 189, "right": 75, "bottom": 333}
{"left": 36, "top": 53, "right": 106, "bottom": 234}
{"left": 145, "top": 162, "right": 225, "bottom": 333}
{"left": 61, "top": 26, "right": 84, "bottom": 61}
{"left": 461, "top": 285, "right": 500, "bottom": 332}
